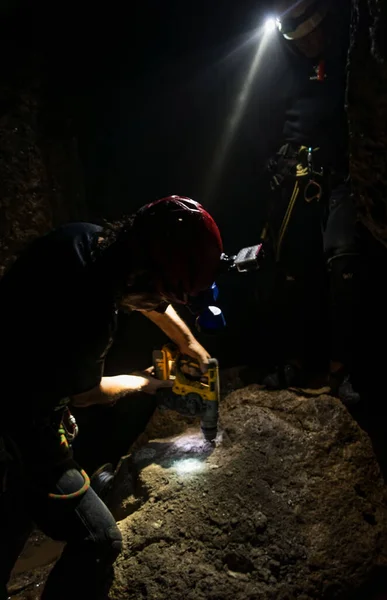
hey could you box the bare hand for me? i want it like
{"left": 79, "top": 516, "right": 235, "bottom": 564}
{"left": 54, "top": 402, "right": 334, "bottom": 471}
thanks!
{"left": 179, "top": 340, "right": 211, "bottom": 373}
{"left": 137, "top": 370, "right": 174, "bottom": 395}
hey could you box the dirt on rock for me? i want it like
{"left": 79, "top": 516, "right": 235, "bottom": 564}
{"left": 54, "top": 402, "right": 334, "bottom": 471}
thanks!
{"left": 110, "top": 387, "right": 387, "bottom": 600}
{"left": 8, "top": 386, "right": 387, "bottom": 600}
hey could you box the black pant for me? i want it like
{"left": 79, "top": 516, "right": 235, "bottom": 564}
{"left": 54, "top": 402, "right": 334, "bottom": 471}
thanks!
{"left": 1, "top": 458, "right": 122, "bottom": 599}
{"left": 264, "top": 160, "right": 359, "bottom": 367}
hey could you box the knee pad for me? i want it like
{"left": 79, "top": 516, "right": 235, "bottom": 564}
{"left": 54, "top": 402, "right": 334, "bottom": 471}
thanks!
{"left": 323, "top": 188, "right": 358, "bottom": 257}
{"left": 327, "top": 250, "right": 358, "bottom": 266}
{"left": 80, "top": 524, "right": 122, "bottom": 568}
{"left": 326, "top": 250, "right": 359, "bottom": 273}
{"left": 96, "top": 525, "right": 123, "bottom": 563}
{"left": 327, "top": 253, "right": 359, "bottom": 305}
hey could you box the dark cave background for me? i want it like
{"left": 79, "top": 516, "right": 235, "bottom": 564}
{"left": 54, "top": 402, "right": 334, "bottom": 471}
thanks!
{"left": 0, "top": 0, "right": 293, "bottom": 374}
{"left": 1, "top": 0, "right": 387, "bottom": 474}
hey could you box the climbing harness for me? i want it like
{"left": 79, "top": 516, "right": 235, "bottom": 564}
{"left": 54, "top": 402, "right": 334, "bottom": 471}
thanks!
{"left": 267, "top": 145, "right": 325, "bottom": 262}
{"left": 304, "top": 146, "right": 323, "bottom": 203}
{"left": 276, "top": 179, "right": 300, "bottom": 262}
{"left": 47, "top": 408, "right": 90, "bottom": 500}
{"left": 2, "top": 408, "right": 90, "bottom": 501}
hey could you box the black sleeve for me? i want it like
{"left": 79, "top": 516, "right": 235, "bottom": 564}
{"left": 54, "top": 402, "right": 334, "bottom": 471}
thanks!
{"left": 49, "top": 354, "right": 105, "bottom": 399}
{"left": 153, "top": 301, "right": 169, "bottom": 314}
{"left": 69, "top": 357, "right": 105, "bottom": 396}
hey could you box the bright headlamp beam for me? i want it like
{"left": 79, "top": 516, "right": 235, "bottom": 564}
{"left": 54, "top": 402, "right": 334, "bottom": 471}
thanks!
{"left": 264, "top": 17, "right": 276, "bottom": 34}
{"left": 204, "top": 19, "right": 276, "bottom": 202}
{"left": 264, "top": 17, "right": 277, "bottom": 34}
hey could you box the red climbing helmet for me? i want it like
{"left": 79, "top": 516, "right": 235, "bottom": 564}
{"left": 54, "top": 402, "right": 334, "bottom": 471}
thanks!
{"left": 132, "top": 196, "right": 223, "bottom": 304}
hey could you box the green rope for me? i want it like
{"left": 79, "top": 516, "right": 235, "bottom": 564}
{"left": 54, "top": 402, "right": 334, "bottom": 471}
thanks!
{"left": 48, "top": 468, "right": 90, "bottom": 500}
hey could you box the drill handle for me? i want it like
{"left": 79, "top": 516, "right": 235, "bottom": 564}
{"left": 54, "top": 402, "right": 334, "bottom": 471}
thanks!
{"left": 207, "top": 358, "right": 219, "bottom": 369}
{"left": 179, "top": 356, "right": 219, "bottom": 381}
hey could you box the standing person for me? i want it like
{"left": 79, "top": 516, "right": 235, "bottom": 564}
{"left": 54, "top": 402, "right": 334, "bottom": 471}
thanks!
{"left": 261, "top": 0, "right": 360, "bottom": 404}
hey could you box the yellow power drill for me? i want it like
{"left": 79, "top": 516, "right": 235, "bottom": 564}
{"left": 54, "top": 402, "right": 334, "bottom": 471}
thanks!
{"left": 153, "top": 343, "right": 220, "bottom": 442}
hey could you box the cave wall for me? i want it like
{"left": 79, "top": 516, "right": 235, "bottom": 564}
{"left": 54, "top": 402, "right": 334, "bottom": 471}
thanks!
{"left": 0, "top": 16, "right": 86, "bottom": 278}
{"left": 348, "top": 0, "right": 387, "bottom": 246}
{"left": 1, "top": 0, "right": 387, "bottom": 280}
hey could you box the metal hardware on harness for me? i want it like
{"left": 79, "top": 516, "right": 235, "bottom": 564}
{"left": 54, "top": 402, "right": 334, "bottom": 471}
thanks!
{"left": 61, "top": 408, "right": 79, "bottom": 443}
{"left": 307, "top": 147, "right": 314, "bottom": 175}
{"left": 47, "top": 410, "right": 89, "bottom": 500}
{"left": 304, "top": 147, "right": 323, "bottom": 203}
{"left": 304, "top": 179, "right": 323, "bottom": 203}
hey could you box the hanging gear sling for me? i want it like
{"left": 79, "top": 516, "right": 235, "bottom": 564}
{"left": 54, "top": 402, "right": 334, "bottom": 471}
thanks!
{"left": 47, "top": 409, "right": 90, "bottom": 500}
{"left": 262, "top": 144, "right": 324, "bottom": 261}
{"left": 1, "top": 407, "right": 90, "bottom": 501}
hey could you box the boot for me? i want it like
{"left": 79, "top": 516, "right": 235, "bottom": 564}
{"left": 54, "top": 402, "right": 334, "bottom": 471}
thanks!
{"left": 263, "top": 362, "right": 302, "bottom": 390}
{"left": 262, "top": 366, "right": 282, "bottom": 390}
{"left": 90, "top": 463, "right": 115, "bottom": 501}
{"left": 329, "top": 369, "right": 360, "bottom": 406}
{"left": 327, "top": 252, "right": 360, "bottom": 405}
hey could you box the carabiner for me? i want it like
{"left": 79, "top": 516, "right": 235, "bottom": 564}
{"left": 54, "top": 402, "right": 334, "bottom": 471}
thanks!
{"left": 304, "top": 179, "right": 323, "bottom": 203}
{"left": 307, "top": 147, "right": 314, "bottom": 174}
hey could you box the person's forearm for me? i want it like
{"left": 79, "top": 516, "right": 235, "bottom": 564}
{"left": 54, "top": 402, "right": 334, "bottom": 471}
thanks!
{"left": 143, "top": 304, "right": 195, "bottom": 348}
{"left": 71, "top": 374, "right": 150, "bottom": 408}
{"left": 142, "top": 304, "right": 211, "bottom": 371}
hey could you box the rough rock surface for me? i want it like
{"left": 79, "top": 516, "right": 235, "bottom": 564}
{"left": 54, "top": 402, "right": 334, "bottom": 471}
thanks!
{"left": 0, "top": 41, "right": 86, "bottom": 277}
{"left": 0, "top": 77, "right": 53, "bottom": 277}
{"left": 9, "top": 386, "right": 387, "bottom": 599}
{"left": 110, "top": 387, "right": 387, "bottom": 600}
{"left": 348, "top": 0, "right": 387, "bottom": 246}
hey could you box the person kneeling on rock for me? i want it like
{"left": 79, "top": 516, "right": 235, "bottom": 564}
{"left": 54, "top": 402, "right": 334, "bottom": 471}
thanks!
{"left": 0, "top": 196, "right": 223, "bottom": 600}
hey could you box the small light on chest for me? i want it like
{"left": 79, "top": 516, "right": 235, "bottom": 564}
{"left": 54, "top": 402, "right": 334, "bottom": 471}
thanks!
{"left": 309, "top": 59, "right": 327, "bottom": 82}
